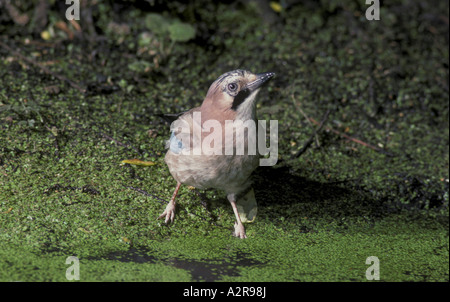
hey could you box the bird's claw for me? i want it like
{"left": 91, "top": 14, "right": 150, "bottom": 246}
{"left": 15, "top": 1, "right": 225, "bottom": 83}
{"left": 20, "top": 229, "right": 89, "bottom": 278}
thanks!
{"left": 158, "top": 203, "right": 176, "bottom": 224}
{"left": 233, "top": 222, "right": 247, "bottom": 239}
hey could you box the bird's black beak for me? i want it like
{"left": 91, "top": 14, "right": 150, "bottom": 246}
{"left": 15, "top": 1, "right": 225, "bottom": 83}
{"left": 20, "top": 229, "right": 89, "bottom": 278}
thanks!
{"left": 246, "top": 72, "right": 275, "bottom": 92}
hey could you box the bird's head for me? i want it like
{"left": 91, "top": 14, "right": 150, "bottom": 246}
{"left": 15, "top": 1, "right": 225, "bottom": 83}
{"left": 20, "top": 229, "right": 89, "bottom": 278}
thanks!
{"left": 201, "top": 70, "right": 275, "bottom": 122}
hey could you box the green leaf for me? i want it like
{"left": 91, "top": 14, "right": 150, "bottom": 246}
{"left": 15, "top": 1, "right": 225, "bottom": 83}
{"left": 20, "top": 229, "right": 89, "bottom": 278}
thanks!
{"left": 168, "top": 22, "right": 196, "bottom": 42}
{"left": 121, "top": 159, "right": 156, "bottom": 167}
{"left": 144, "top": 13, "right": 171, "bottom": 35}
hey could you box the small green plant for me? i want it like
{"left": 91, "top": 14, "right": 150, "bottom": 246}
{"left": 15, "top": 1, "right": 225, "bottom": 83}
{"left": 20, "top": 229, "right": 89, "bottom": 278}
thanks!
{"left": 143, "top": 13, "right": 195, "bottom": 58}
{"left": 128, "top": 13, "right": 196, "bottom": 74}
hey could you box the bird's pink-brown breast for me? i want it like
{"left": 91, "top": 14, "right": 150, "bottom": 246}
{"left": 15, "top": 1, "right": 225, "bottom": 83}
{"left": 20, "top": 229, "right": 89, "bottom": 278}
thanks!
{"left": 164, "top": 108, "right": 259, "bottom": 193}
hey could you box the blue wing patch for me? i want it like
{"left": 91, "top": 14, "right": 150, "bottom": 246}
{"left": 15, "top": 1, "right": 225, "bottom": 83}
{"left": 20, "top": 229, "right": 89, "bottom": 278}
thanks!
{"left": 169, "top": 131, "right": 185, "bottom": 154}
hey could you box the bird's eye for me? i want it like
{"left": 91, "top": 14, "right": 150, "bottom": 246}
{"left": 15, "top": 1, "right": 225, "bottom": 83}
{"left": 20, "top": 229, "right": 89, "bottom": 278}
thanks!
{"left": 228, "top": 83, "right": 238, "bottom": 92}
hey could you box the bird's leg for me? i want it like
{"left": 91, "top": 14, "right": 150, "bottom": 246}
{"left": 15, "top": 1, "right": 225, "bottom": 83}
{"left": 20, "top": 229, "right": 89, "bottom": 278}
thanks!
{"left": 158, "top": 181, "right": 181, "bottom": 224}
{"left": 230, "top": 198, "right": 247, "bottom": 239}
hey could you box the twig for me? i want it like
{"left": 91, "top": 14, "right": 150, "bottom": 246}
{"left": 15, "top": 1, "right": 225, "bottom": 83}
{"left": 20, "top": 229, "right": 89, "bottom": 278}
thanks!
{"left": 291, "top": 95, "right": 320, "bottom": 147}
{"left": 2, "top": 0, "right": 29, "bottom": 25}
{"left": 308, "top": 116, "right": 394, "bottom": 156}
{"left": 101, "top": 132, "right": 142, "bottom": 155}
{"left": 0, "top": 40, "right": 86, "bottom": 93}
{"left": 295, "top": 109, "right": 331, "bottom": 158}
{"left": 125, "top": 186, "right": 167, "bottom": 205}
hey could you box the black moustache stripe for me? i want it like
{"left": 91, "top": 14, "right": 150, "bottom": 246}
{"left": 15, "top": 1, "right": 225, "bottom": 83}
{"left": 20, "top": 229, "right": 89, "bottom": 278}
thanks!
{"left": 231, "top": 88, "right": 251, "bottom": 111}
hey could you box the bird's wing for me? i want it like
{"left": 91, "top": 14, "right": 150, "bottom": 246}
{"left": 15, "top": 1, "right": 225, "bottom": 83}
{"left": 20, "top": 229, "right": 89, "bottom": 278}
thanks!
{"left": 165, "top": 107, "right": 201, "bottom": 154}
{"left": 168, "top": 131, "right": 185, "bottom": 154}
{"left": 156, "top": 111, "right": 189, "bottom": 124}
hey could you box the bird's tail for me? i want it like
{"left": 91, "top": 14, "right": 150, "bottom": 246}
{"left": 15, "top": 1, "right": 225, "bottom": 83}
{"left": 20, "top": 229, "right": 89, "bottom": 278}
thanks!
{"left": 235, "top": 187, "right": 257, "bottom": 223}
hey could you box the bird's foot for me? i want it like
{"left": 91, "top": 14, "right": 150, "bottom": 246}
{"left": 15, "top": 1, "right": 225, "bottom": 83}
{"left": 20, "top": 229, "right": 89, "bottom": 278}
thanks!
{"left": 234, "top": 222, "right": 247, "bottom": 239}
{"left": 158, "top": 202, "right": 176, "bottom": 224}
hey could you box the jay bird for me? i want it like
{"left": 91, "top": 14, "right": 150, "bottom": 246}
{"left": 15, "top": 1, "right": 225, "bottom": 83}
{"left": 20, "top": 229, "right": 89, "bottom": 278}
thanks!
{"left": 159, "top": 69, "right": 275, "bottom": 238}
